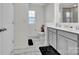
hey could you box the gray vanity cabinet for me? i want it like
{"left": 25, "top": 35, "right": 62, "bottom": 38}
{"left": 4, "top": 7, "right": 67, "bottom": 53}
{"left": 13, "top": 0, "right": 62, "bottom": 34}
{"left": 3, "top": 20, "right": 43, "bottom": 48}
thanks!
{"left": 47, "top": 27, "right": 79, "bottom": 55}
{"left": 57, "top": 30, "right": 78, "bottom": 55}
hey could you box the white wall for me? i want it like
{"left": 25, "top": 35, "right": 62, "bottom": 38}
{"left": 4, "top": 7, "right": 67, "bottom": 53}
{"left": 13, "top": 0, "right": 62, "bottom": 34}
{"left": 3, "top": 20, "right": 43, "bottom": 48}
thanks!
{"left": 45, "top": 4, "right": 54, "bottom": 23}
{"left": 78, "top": 3, "right": 79, "bottom": 22}
{"left": 14, "top": 4, "right": 45, "bottom": 49}
{"left": 2, "top": 4, "right": 14, "bottom": 55}
{"left": 29, "top": 4, "right": 45, "bottom": 33}
{"left": 14, "top": 4, "right": 29, "bottom": 49}
{"left": 54, "top": 3, "right": 60, "bottom": 23}
{"left": 0, "top": 4, "right": 14, "bottom": 55}
{"left": 14, "top": 3, "right": 63, "bottom": 49}
{"left": 44, "top": 4, "right": 55, "bottom": 45}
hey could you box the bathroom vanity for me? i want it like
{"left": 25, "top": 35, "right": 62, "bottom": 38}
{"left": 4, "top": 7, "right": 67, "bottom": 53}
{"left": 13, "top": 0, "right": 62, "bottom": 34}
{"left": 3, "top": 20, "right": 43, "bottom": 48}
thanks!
{"left": 47, "top": 26, "right": 79, "bottom": 55}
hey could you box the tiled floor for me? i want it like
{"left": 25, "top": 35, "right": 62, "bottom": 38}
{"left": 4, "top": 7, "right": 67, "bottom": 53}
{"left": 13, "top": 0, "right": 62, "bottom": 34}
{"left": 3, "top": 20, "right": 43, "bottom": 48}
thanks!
{"left": 12, "top": 34, "right": 46, "bottom": 55}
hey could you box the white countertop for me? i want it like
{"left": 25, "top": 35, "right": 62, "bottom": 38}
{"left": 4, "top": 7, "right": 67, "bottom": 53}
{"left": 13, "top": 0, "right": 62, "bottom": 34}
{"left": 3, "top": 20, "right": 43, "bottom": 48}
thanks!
{"left": 47, "top": 24, "right": 79, "bottom": 35}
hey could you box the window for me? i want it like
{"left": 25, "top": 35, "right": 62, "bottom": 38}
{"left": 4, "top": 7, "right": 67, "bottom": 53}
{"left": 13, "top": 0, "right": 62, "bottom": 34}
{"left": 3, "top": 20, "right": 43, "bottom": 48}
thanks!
{"left": 66, "top": 11, "right": 71, "bottom": 22}
{"left": 66, "top": 12, "right": 70, "bottom": 17}
{"left": 63, "top": 8, "right": 71, "bottom": 22}
{"left": 28, "top": 10, "right": 36, "bottom": 24}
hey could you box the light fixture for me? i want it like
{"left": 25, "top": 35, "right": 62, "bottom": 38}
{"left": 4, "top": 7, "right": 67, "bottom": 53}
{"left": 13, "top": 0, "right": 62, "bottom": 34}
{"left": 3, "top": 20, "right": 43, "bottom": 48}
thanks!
{"left": 73, "top": 3, "right": 77, "bottom": 7}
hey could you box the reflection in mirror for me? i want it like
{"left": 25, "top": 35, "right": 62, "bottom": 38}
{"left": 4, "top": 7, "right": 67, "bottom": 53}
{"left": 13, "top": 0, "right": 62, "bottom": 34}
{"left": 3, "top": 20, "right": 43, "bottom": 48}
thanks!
{"left": 60, "top": 3, "right": 78, "bottom": 23}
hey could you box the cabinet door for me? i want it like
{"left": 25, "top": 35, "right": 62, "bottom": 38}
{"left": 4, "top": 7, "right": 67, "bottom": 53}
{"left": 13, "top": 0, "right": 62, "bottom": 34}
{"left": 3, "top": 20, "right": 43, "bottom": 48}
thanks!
{"left": 49, "top": 31, "right": 56, "bottom": 49}
{"left": 57, "top": 35, "right": 68, "bottom": 55}
{"left": 47, "top": 28, "right": 56, "bottom": 49}
{"left": 0, "top": 4, "right": 2, "bottom": 54}
{"left": 52, "top": 32, "right": 56, "bottom": 49}
{"left": 68, "top": 40, "right": 78, "bottom": 55}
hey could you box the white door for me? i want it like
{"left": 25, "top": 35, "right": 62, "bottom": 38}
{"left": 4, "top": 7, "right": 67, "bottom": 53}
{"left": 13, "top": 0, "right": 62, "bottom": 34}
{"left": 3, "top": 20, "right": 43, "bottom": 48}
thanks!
{"left": 0, "top": 4, "right": 3, "bottom": 54}
{"left": 0, "top": 4, "right": 14, "bottom": 55}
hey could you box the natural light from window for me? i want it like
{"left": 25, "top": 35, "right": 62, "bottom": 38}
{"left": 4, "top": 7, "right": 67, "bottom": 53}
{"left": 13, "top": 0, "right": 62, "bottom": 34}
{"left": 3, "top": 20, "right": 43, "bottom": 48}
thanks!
{"left": 28, "top": 10, "right": 36, "bottom": 24}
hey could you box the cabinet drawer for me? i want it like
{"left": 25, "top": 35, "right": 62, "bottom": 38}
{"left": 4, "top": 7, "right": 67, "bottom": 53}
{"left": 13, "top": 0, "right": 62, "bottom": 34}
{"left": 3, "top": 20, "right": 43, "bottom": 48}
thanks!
{"left": 47, "top": 27, "right": 56, "bottom": 33}
{"left": 58, "top": 30, "right": 78, "bottom": 41}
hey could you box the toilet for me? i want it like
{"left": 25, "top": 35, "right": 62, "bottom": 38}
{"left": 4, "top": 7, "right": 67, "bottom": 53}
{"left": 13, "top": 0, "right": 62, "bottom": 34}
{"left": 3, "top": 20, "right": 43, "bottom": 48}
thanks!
{"left": 38, "top": 32, "right": 45, "bottom": 39}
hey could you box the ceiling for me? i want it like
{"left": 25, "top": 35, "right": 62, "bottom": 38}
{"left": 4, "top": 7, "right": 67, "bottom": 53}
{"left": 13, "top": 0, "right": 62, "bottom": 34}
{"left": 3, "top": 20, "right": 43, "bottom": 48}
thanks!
{"left": 60, "top": 3, "right": 78, "bottom": 8}
{"left": 29, "top": 3, "right": 51, "bottom": 7}
{"left": 29, "top": 3, "right": 78, "bottom": 8}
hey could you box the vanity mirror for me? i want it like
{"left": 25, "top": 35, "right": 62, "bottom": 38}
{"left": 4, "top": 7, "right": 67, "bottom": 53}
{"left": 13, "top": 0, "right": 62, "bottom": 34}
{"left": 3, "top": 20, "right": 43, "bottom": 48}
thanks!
{"left": 60, "top": 3, "right": 78, "bottom": 23}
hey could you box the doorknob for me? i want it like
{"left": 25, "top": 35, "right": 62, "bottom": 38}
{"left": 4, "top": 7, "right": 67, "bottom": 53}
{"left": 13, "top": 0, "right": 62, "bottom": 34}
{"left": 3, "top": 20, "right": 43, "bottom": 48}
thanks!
{"left": 0, "top": 28, "right": 7, "bottom": 32}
